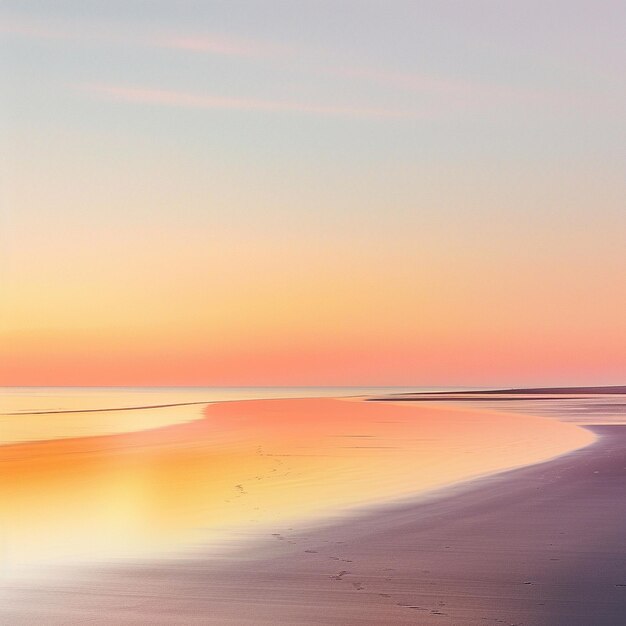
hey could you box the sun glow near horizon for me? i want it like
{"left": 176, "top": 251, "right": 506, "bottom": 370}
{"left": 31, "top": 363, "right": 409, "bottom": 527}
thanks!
{"left": 1, "top": 2, "right": 625, "bottom": 387}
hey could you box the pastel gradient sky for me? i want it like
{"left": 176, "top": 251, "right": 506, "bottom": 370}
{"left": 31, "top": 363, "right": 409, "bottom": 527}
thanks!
{"left": 1, "top": 1, "right": 625, "bottom": 386}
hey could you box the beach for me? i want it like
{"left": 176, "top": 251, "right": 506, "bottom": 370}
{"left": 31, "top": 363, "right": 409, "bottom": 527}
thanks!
{"left": 4, "top": 1, "right": 624, "bottom": 622}
{"left": 2, "top": 425, "right": 624, "bottom": 624}
{"left": 2, "top": 389, "right": 624, "bottom": 623}
{"left": 0, "top": 392, "right": 591, "bottom": 572}
{"left": 3, "top": 425, "right": 622, "bottom": 625}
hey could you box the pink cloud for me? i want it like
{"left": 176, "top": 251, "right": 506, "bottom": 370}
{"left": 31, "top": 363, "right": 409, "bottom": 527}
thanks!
{"left": 3, "top": 13, "right": 554, "bottom": 110}
{"left": 81, "top": 83, "right": 422, "bottom": 120}
{"left": 327, "top": 66, "right": 548, "bottom": 107}
{"left": 0, "top": 16, "right": 70, "bottom": 40}
{"left": 157, "top": 35, "right": 288, "bottom": 59}
{"left": 1, "top": 14, "right": 284, "bottom": 59}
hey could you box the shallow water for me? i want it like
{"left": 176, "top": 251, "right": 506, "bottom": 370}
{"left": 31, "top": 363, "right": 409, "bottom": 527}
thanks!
{"left": 0, "top": 387, "right": 433, "bottom": 444}
{"left": 463, "top": 396, "right": 626, "bottom": 425}
{"left": 0, "top": 387, "right": 596, "bottom": 579}
{"left": 374, "top": 392, "right": 626, "bottom": 425}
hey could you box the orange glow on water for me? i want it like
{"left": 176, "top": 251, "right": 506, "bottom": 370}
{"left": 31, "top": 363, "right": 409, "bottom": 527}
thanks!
{"left": 0, "top": 397, "right": 593, "bottom": 574}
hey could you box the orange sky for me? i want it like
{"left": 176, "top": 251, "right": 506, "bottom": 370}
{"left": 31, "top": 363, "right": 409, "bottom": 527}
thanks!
{"left": 2, "top": 4, "right": 625, "bottom": 386}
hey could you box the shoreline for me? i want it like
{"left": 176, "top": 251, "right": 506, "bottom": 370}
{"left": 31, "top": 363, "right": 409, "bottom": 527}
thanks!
{"left": 3, "top": 424, "right": 623, "bottom": 624}
{"left": 0, "top": 397, "right": 593, "bottom": 575}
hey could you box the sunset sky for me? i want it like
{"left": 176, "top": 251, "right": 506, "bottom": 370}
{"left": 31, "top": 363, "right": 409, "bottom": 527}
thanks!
{"left": 1, "top": 1, "right": 625, "bottom": 386}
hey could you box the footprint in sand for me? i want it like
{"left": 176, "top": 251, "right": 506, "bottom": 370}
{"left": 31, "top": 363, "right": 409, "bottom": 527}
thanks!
{"left": 396, "top": 603, "right": 427, "bottom": 611}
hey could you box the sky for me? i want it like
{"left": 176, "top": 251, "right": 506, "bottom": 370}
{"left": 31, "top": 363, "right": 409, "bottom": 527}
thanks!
{"left": 1, "top": 1, "right": 625, "bottom": 387}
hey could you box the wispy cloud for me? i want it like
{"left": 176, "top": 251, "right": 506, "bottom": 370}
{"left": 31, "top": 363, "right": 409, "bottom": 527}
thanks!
{"left": 0, "top": 16, "right": 71, "bottom": 40}
{"left": 156, "top": 35, "right": 287, "bottom": 59}
{"left": 1, "top": 14, "right": 281, "bottom": 59}
{"left": 3, "top": 12, "right": 559, "bottom": 111}
{"left": 81, "top": 83, "right": 421, "bottom": 120}
{"left": 327, "top": 66, "right": 547, "bottom": 107}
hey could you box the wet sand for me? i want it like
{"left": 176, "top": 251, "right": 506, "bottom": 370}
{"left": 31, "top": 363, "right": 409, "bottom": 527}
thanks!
{"left": 2, "top": 424, "right": 624, "bottom": 624}
{"left": 0, "top": 397, "right": 590, "bottom": 572}
{"left": 389, "top": 385, "right": 626, "bottom": 396}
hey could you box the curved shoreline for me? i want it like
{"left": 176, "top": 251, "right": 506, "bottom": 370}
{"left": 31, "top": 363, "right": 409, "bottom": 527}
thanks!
{"left": 2, "top": 424, "right": 624, "bottom": 624}
{"left": 0, "top": 390, "right": 373, "bottom": 446}
{"left": 0, "top": 397, "right": 594, "bottom": 577}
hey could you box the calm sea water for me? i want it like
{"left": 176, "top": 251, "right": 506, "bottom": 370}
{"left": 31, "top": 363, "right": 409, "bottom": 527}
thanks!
{"left": 2, "top": 386, "right": 624, "bottom": 424}
{"left": 1, "top": 386, "right": 448, "bottom": 410}
{"left": 0, "top": 386, "right": 593, "bottom": 575}
{"left": 0, "top": 387, "right": 452, "bottom": 444}
{"left": 407, "top": 395, "right": 626, "bottom": 425}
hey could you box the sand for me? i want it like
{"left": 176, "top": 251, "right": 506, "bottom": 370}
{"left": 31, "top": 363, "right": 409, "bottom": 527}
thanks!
{"left": 1, "top": 407, "right": 624, "bottom": 624}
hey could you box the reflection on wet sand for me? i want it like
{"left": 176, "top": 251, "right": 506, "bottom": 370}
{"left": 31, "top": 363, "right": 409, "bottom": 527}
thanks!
{"left": 0, "top": 397, "right": 593, "bottom": 576}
